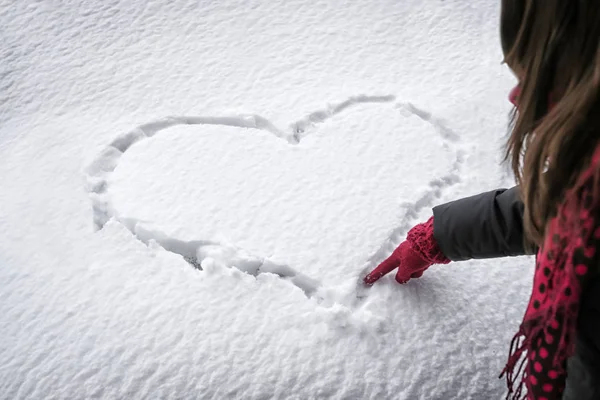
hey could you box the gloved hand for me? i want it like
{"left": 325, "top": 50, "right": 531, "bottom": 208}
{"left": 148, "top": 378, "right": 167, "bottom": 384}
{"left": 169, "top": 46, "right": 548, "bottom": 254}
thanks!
{"left": 363, "top": 217, "right": 450, "bottom": 285}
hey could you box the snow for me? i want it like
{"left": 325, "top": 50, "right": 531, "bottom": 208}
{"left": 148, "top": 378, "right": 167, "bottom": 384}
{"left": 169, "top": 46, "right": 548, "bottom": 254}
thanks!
{"left": 1, "top": 1, "right": 533, "bottom": 399}
{"left": 104, "top": 100, "right": 458, "bottom": 295}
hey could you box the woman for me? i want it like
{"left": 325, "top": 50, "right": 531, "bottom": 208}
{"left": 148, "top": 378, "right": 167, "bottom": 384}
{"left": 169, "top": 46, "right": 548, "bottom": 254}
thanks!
{"left": 364, "top": 1, "right": 600, "bottom": 399}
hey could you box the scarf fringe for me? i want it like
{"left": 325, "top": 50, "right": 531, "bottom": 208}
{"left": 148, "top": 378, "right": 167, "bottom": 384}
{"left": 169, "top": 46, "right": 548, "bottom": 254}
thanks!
{"left": 500, "top": 327, "right": 531, "bottom": 400}
{"left": 501, "top": 306, "right": 578, "bottom": 399}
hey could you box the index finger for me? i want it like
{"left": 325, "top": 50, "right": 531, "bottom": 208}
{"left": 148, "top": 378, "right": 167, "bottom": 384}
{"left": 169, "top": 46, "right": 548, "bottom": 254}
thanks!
{"left": 363, "top": 257, "right": 400, "bottom": 285}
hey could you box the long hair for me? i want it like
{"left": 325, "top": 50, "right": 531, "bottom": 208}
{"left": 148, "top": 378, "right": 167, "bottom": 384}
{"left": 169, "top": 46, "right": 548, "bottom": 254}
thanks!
{"left": 500, "top": 0, "right": 600, "bottom": 246}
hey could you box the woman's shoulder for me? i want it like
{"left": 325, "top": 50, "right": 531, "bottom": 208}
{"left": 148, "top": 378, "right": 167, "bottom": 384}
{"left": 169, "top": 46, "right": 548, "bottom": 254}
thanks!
{"left": 574, "top": 143, "right": 600, "bottom": 189}
{"left": 562, "top": 142, "right": 600, "bottom": 211}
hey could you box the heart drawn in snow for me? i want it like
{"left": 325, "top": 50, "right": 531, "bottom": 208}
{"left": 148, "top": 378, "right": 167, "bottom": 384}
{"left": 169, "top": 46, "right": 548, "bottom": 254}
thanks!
{"left": 85, "top": 95, "right": 463, "bottom": 302}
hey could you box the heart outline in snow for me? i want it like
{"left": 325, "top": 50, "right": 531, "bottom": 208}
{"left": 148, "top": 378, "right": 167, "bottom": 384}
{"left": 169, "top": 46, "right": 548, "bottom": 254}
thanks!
{"left": 84, "top": 94, "right": 464, "bottom": 305}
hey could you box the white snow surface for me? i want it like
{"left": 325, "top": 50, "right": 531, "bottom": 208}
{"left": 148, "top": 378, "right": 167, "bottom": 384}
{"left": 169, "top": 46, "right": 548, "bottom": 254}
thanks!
{"left": 1, "top": 1, "right": 534, "bottom": 399}
{"left": 106, "top": 102, "right": 459, "bottom": 293}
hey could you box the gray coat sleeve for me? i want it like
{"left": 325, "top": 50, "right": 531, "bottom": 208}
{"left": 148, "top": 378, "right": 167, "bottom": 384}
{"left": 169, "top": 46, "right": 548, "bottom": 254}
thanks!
{"left": 432, "top": 186, "right": 536, "bottom": 261}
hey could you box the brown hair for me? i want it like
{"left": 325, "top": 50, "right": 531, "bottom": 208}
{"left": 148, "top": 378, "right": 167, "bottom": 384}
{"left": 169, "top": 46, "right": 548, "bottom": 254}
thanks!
{"left": 500, "top": 0, "right": 600, "bottom": 246}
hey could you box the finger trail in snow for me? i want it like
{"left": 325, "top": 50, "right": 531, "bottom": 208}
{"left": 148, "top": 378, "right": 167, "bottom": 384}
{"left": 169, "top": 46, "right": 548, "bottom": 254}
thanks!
{"left": 85, "top": 94, "right": 463, "bottom": 304}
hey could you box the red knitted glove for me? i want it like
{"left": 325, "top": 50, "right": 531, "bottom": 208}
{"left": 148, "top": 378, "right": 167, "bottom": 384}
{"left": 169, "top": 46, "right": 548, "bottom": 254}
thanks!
{"left": 363, "top": 217, "right": 450, "bottom": 285}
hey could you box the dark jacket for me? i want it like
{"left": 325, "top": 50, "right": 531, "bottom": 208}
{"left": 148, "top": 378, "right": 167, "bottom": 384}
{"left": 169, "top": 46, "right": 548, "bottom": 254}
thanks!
{"left": 432, "top": 187, "right": 600, "bottom": 399}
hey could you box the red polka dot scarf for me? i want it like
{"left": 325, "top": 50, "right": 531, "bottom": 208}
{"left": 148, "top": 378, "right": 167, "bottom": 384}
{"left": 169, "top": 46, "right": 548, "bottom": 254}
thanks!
{"left": 501, "top": 88, "right": 600, "bottom": 399}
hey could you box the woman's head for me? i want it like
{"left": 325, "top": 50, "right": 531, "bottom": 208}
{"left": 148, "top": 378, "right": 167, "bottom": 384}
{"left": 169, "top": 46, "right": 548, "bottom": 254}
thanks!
{"left": 500, "top": 0, "right": 600, "bottom": 245}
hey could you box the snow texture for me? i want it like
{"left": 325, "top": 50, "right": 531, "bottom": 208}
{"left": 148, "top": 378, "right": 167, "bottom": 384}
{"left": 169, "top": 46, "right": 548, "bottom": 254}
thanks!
{"left": 93, "top": 99, "right": 461, "bottom": 299}
{"left": 1, "top": 1, "right": 534, "bottom": 399}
